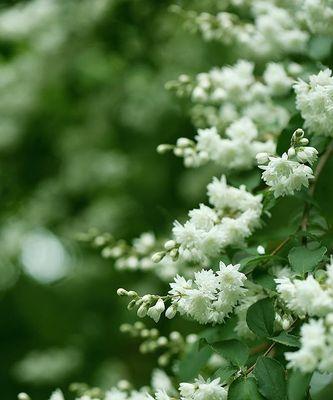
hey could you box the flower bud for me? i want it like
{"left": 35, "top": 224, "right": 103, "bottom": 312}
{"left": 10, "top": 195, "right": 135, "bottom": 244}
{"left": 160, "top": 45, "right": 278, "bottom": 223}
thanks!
{"left": 299, "top": 138, "right": 309, "bottom": 145}
{"left": 157, "top": 336, "right": 168, "bottom": 346}
{"left": 164, "top": 240, "right": 176, "bottom": 250}
{"left": 165, "top": 305, "right": 177, "bottom": 319}
{"left": 151, "top": 251, "right": 166, "bottom": 263}
{"left": 177, "top": 137, "right": 193, "bottom": 148}
{"left": 117, "top": 288, "right": 128, "bottom": 296}
{"left": 256, "top": 152, "right": 269, "bottom": 164}
{"left": 157, "top": 144, "right": 173, "bottom": 154}
{"left": 137, "top": 304, "right": 148, "bottom": 318}
{"left": 127, "top": 299, "right": 137, "bottom": 310}
{"left": 18, "top": 394, "right": 31, "bottom": 400}
{"left": 147, "top": 299, "right": 166, "bottom": 323}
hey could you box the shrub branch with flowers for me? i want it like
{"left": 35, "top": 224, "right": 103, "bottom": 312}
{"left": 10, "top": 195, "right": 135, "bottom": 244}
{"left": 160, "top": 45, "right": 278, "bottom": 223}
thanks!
{"left": 19, "top": 1, "right": 333, "bottom": 400}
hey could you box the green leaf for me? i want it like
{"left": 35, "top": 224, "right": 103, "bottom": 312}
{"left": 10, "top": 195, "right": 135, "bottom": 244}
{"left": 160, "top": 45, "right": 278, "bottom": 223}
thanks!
{"left": 310, "top": 372, "right": 333, "bottom": 400}
{"left": 199, "top": 316, "right": 238, "bottom": 343}
{"left": 253, "top": 271, "right": 276, "bottom": 291}
{"left": 308, "top": 35, "right": 333, "bottom": 60}
{"left": 177, "top": 344, "right": 212, "bottom": 381}
{"left": 270, "top": 332, "right": 300, "bottom": 348}
{"left": 246, "top": 298, "right": 275, "bottom": 337}
{"left": 254, "top": 356, "right": 287, "bottom": 400}
{"left": 210, "top": 339, "right": 249, "bottom": 367}
{"left": 228, "top": 377, "right": 264, "bottom": 400}
{"left": 288, "top": 242, "right": 327, "bottom": 275}
{"left": 240, "top": 254, "right": 272, "bottom": 274}
{"left": 213, "top": 365, "right": 238, "bottom": 383}
{"left": 288, "top": 370, "right": 312, "bottom": 400}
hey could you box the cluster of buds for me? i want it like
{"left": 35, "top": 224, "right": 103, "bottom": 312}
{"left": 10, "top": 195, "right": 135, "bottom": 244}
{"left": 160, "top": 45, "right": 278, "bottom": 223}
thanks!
{"left": 289, "top": 128, "right": 318, "bottom": 165}
{"left": 117, "top": 289, "right": 178, "bottom": 323}
{"left": 157, "top": 137, "right": 208, "bottom": 168}
{"left": 151, "top": 239, "right": 180, "bottom": 264}
{"left": 79, "top": 229, "right": 161, "bottom": 272}
{"left": 256, "top": 128, "right": 318, "bottom": 167}
{"left": 165, "top": 73, "right": 194, "bottom": 98}
{"left": 120, "top": 322, "right": 186, "bottom": 366}
{"left": 169, "top": 5, "right": 237, "bottom": 44}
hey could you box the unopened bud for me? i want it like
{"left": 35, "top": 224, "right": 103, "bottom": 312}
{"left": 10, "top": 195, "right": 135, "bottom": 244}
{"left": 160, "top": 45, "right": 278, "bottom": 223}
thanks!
{"left": 117, "top": 288, "right": 128, "bottom": 296}
{"left": 165, "top": 305, "right": 177, "bottom": 319}
{"left": 127, "top": 299, "right": 137, "bottom": 310}
{"left": 164, "top": 240, "right": 176, "bottom": 250}
{"left": 157, "top": 144, "right": 173, "bottom": 154}
{"left": 300, "top": 138, "right": 309, "bottom": 145}
{"left": 18, "top": 394, "right": 31, "bottom": 400}
{"left": 177, "top": 137, "right": 193, "bottom": 148}
{"left": 137, "top": 304, "right": 148, "bottom": 318}
{"left": 152, "top": 251, "right": 166, "bottom": 263}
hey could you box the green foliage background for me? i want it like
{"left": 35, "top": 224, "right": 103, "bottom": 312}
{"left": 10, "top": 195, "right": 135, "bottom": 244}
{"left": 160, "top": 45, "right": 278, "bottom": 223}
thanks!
{"left": 0, "top": 0, "right": 233, "bottom": 398}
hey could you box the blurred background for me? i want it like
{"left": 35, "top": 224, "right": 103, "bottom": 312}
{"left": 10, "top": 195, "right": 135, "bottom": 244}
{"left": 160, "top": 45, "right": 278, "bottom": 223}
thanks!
{"left": 0, "top": 0, "right": 230, "bottom": 398}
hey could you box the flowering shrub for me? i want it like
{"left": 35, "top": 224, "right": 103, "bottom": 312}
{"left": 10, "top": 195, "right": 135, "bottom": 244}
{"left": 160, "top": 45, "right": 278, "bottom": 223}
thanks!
{"left": 15, "top": 0, "right": 333, "bottom": 399}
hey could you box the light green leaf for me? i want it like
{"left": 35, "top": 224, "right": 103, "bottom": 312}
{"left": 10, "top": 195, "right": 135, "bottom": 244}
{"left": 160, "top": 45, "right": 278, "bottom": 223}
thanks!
{"left": 288, "top": 243, "right": 327, "bottom": 275}
{"left": 246, "top": 298, "right": 275, "bottom": 337}
{"left": 270, "top": 332, "right": 300, "bottom": 348}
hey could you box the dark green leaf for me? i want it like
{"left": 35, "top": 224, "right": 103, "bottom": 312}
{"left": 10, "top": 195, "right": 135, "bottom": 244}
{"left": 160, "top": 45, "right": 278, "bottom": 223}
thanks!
{"left": 228, "top": 377, "right": 264, "bottom": 400}
{"left": 200, "top": 316, "right": 238, "bottom": 343}
{"left": 210, "top": 339, "right": 249, "bottom": 367}
{"left": 246, "top": 298, "right": 275, "bottom": 337}
{"left": 240, "top": 255, "right": 272, "bottom": 274}
{"left": 177, "top": 344, "right": 212, "bottom": 381}
{"left": 254, "top": 356, "right": 287, "bottom": 400}
{"left": 288, "top": 243, "right": 327, "bottom": 275}
{"left": 288, "top": 370, "right": 312, "bottom": 400}
{"left": 253, "top": 271, "right": 276, "bottom": 291}
{"left": 270, "top": 332, "right": 300, "bottom": 348}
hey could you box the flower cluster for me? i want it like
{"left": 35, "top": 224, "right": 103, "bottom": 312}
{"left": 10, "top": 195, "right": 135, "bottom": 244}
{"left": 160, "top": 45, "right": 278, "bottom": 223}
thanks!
{"left": 285, "top": 316, "right": 333, "bottom": 373}
{"left": 160, "top": 119, "right": 275, "bottom": 170}
{"left": 167, "top": 60, "right": 291, "bottom": 141}
{"left": 295, "top": 68, "right": 333, "bottom": 137}
{"left": 149, "top": 376, "right": 227, "bottom": 400}
{"left": 258, "top": 129, "right": 317, "bottom": 198}
{"left": 168, "top": 262, "right": 247, "bottom": 324}
{"left": 165, "top": 175, "right": 262, "bottom": 264}
{"left": 172, "top": 2, "right": 309, "bottom": 59}
{"left": 276, "top": 261, "right": 333, "bottom": 318}
{"left": 303, "top": 0, "right": 333, "bottom": 35}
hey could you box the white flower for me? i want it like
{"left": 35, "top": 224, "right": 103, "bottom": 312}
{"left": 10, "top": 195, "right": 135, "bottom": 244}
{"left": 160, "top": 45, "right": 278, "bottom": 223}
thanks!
{"left": 276, "top": 275, "right": 333, "bottom": 317}
{"left": 294, "top": 68, "right": 333, "bottom": 136}
{"left": 50, "top": 390, "right": 65, "bottom": 400}
{"left": 168, "top": 263, "right": 246, "bottom": 324}
{"left": 286, "top": 319, "right": 327, "bottom": 373}
{"left": 259, "top": 152, "right": 314, "bottom": 198}
{"left": 147, "top": 299, "right": 166, "bottom": 323}
{"left": 179, "top": 377, "right": 227, "bottom": 400}
{"left": 296, "top": 146, "right": 318, "bottom": 164}
{"left": 263, "top": 63, "right": 293, "bottom": 95}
